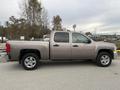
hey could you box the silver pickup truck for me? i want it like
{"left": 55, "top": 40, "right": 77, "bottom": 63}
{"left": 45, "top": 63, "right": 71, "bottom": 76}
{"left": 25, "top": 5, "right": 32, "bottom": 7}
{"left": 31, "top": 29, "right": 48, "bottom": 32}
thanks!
{"left": 6, "top": 31, "right": 117, "bottom": 70}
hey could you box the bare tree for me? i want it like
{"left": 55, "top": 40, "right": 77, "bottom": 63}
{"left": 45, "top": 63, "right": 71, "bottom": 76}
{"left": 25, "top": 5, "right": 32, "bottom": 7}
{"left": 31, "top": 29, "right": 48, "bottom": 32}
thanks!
{"left": 21, "top": 0, "right": 42, "bottom": 26}
{"left": 19, "top": 0, "right": 50, "bottom": 38}
{"left": 52, "top": 15, "right": 62, "bottom": 31}
{"left": 41, "top": 7, "right": 49, "bottom": 28}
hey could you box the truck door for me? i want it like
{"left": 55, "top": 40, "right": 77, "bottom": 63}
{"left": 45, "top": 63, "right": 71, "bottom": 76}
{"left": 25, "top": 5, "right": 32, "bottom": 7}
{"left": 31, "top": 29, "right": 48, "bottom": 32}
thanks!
{"left": 51, "top": 32, "right": 71, "bottom": 60}
{"left": 71, "top": 32, "right": 95, "bottom": 59}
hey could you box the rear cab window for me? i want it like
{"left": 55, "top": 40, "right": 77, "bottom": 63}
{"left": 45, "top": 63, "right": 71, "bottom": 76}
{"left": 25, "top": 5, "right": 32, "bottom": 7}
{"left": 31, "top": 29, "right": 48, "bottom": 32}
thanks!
{"left": 54, "top": 32, "right": 69, "bottom": 43}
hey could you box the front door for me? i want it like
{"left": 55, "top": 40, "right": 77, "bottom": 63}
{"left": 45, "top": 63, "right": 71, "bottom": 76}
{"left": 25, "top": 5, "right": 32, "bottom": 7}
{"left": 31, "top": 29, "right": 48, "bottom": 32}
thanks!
{"left": 72, "top": 32, "right": 95, "bottom": 59}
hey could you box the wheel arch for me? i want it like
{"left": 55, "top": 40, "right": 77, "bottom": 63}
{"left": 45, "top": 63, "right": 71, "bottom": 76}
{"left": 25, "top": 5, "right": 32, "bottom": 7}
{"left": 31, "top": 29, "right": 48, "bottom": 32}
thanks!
{"left": 19, "top": 49, "right": 41, "bottom": 64}
{"left": 97, "top": 49, "right": 114, "bottom": 59}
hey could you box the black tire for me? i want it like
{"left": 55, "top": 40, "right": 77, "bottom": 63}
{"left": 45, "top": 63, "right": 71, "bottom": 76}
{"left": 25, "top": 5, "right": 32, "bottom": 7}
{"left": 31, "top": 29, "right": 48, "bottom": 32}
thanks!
{"left": 21, "top": 53, "right": 39, "bottom": 70}
{"left": 96, "top": 52, "right": 112, "bottom": 67}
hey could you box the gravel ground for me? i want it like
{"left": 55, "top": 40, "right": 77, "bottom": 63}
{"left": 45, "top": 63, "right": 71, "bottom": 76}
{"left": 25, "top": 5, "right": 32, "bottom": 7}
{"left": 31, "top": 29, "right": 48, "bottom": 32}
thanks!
{"left": 0, "top": 58, "right": 120, "bottom": 90}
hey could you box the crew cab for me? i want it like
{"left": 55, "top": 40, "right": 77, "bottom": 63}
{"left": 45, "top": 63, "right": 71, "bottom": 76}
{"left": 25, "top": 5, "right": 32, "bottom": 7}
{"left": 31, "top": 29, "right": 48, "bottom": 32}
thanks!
{"left": 6, "top": 31, "right": 117, "bottom": 70}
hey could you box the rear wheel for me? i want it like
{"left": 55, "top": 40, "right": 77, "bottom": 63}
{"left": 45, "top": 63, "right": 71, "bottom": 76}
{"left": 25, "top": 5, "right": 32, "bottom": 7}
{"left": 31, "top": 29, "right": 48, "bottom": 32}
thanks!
{"left": 96, "top": 52, "right": 112, "bottom": 67}
{"left": 21, "top": 53, "right": 39, "bottom": 70}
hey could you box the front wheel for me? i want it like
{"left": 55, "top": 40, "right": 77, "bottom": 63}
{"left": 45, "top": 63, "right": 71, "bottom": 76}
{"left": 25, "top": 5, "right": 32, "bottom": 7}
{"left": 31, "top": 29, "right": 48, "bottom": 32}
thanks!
{"left": 21, "top": 53, "right": 39, "bottom": 70}
{"left": 96, "top": 52, "right": 112, "bottom": 67}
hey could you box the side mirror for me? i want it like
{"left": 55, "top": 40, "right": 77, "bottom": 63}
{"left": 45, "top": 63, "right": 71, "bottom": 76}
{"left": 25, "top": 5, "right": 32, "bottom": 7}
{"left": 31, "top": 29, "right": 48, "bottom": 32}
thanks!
{"left": 84, "top": 39, "right": 91, "bottom": 44}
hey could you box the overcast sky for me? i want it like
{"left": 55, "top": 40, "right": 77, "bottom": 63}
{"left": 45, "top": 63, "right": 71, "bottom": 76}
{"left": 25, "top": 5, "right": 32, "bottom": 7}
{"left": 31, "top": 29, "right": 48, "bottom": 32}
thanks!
{"left": 0, "top": 0, "right": 120, "bottom": 34}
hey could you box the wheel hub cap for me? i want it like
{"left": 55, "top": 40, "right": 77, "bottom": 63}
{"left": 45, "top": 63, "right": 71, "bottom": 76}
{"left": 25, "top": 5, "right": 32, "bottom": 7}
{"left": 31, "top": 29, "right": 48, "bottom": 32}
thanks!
{"left": 24, "top": 56, "right": 37, "bottom": 68}
{"left": 100, "top": 55, "right": 110, "bottom": 65}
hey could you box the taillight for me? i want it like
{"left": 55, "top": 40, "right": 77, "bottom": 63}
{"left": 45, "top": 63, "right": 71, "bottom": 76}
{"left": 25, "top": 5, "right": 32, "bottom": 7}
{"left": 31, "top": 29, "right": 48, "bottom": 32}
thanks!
{"left": 6, "top": 43, "right": 11, "bottom": 53}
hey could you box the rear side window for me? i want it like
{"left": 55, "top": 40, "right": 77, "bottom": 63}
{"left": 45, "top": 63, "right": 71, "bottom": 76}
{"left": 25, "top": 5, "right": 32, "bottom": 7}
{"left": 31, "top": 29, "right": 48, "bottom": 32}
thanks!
{"left": 54, "top": 32, "right": 69, "bottom": 43}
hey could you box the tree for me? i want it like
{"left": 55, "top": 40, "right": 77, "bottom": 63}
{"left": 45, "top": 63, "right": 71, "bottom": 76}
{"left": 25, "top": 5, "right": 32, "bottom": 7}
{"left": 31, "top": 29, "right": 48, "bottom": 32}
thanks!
{"left": 22, "top": 0, "right": 42, "bottom": 25}
{"left": 5, "top": 16, "right": 31, "bottom": 39}
{"left": 41, "top": 7, "right": 49, "bottom": 28}
{"left": 20, "top": 0, "right": 50, "bottom": 38}
{"left": 0, "top": 22, "right": 8, "bottom": 42}
{"left": 5, "top": 16, "right": 18, "bottom": 39}
{"left": 0, "top": 24, "right": 4, "bottom": 43}
{"left": 52, "top": 15, "right": 62, "bottom": 31}
{"left": 85, "top": 32, "right": 92, "bottom": 37}
{"left": 0, "top": 0, "right": 50, "bottom": 40}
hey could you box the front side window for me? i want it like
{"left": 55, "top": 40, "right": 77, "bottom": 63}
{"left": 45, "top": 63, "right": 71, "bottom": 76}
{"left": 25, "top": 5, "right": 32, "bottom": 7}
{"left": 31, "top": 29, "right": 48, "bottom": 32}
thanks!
{"left": 72, "top": 33, "right": 91, "bottom": 43}
{"left": 54, "top": 32, "right": 69, "bottom": 43}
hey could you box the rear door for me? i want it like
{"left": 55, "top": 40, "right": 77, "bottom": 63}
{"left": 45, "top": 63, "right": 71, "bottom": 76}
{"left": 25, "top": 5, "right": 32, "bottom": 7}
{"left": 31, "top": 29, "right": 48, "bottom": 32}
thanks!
{"left": 51, "top": 32, "right": 71, "bottom": 60}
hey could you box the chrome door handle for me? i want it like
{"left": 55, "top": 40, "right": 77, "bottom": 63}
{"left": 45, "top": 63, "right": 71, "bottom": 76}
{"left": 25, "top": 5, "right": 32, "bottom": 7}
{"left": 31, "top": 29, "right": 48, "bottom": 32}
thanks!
{"left": 73, "top": 45, "right": 79, "bottom": 47}
{"left": 53, "top": 44, "right": 59, "bottom": 47}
